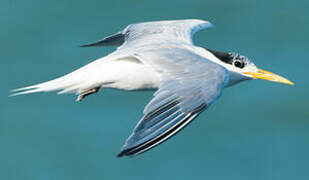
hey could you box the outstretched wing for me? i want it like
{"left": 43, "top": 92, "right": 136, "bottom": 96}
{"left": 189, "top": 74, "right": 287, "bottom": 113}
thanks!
{"left": 80, "top": 19, "right": 213, "bottom": 48}
{"left": 117, "top": 48, "right": 228, "bottom": 157}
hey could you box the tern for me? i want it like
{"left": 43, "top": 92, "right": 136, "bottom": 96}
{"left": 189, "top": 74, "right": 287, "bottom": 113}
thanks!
{"left": 11, "top": 19, "right": 293, "bottom": 157}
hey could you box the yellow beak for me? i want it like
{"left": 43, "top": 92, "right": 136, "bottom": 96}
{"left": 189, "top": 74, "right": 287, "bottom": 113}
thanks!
{"left": 244, "top": 69, "right": 294, "bottom": 85}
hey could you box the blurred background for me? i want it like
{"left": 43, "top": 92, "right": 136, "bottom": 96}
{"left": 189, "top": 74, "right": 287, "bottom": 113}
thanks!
{"left": 1, "top": 0, "right": 308, "bottom": 179}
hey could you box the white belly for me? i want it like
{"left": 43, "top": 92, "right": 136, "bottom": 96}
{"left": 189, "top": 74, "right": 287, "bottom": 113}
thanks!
{"left": 100, "top": 58, "right": 160, "bottom": 90}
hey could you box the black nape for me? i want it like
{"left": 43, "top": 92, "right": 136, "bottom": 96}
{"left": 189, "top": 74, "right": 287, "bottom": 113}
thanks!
{"left": 205, "top": 48, "right": 234, "bottom": 65}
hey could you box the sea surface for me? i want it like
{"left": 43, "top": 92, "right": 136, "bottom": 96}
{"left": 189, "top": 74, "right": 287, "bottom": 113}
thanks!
{"left": 1, "top": 0, "right": 308, "bottom": 179}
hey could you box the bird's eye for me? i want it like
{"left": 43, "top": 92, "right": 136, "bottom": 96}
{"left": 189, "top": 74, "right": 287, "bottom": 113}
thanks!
{"left": 233, "top": 60, "right": 245, "bottom": 68}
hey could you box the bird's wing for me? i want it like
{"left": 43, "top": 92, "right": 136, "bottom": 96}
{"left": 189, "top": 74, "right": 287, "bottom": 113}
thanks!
{"left": 118, "top": 47, "right": 228, "bottom": 157}
{"left": 80, "top": 19, "right": 213, "bottom": 48}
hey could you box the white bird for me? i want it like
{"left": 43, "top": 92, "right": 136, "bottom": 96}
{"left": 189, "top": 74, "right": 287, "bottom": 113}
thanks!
{"left": 11, "top": 19, "right": 293, "bottom": 157}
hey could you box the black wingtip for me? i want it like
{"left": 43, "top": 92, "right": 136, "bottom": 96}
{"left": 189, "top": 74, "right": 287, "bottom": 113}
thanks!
{"left": 117, "top": 150, "right": 130, "bottom": 158}
{"left": 117, "top": 152, "right": 125, "bottom": 158}
{"left": 79, "top": 32, "right": 125, "bottom": 48}
{"left": 78, "top": 43, "right": 100, "bottom": 48}
{"left": 117, "top": 148, "right": 136, "bottom": 158}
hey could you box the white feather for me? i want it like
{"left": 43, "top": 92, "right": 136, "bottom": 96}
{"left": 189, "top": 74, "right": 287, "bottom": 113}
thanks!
{"left": 11, "top": 55, "right": 160, "bottom": 96}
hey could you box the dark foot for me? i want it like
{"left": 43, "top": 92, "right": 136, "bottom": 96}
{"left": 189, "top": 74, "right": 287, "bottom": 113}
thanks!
{"left": 76, "top": 87, "right": 100, "bottom": 102}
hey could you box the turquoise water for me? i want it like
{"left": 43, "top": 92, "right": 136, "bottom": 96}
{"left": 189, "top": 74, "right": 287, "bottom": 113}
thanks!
{"left": 1, "top": 0, "right": 308, "bottom": 179}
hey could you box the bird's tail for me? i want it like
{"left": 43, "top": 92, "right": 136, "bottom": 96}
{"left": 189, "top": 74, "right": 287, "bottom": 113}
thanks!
{"left": 10, "top": 74, "right": 80, "bottom": 97}
{"left": 10, "top": 60, "right": 105, "bottom": 97}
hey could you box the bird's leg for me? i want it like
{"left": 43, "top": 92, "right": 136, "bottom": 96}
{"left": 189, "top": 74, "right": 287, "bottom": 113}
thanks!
{"left": 76, "top": 87, "right": 100, "bottom": 102}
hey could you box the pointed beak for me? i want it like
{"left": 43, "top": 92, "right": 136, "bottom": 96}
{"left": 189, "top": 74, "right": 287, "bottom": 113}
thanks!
{"left": 244, "top": 69, "right": 294, "bottom": 85}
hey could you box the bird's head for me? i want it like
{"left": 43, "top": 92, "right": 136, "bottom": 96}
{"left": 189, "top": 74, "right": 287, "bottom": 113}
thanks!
{"left": 207, "top": 49, "right": 294, "bottom": 86}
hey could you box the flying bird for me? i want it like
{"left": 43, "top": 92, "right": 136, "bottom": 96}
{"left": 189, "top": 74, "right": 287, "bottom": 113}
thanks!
{"left": 11, "top": 19, "right": 293, "bottom": 157}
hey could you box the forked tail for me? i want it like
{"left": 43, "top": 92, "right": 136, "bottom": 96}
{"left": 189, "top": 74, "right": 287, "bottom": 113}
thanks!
{"left": 10, "top": 74, "right": 80, "bottom": 96}
{"left": 10, "top": 61, "right": 105, "bottom": 97}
